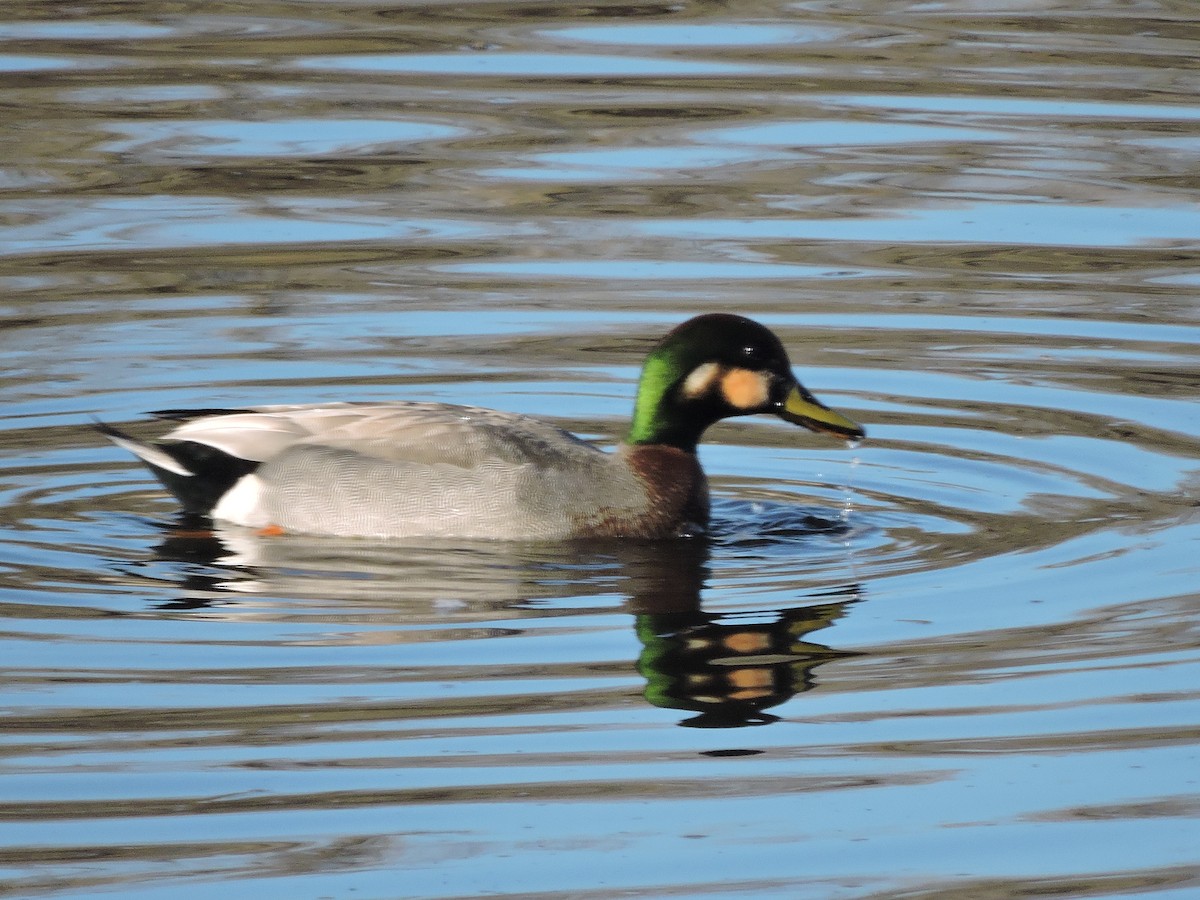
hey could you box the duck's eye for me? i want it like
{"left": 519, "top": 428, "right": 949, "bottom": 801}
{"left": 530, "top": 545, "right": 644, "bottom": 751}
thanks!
{"left": 740, "top": 344, "right": 766, "bottom": 366}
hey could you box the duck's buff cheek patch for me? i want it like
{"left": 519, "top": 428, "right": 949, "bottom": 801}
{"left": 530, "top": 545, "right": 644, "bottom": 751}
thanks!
{"left": 720, "top": 368, "right": 771, "bottom": 410}
{"left": 681, "top": 362, "right": 722, "bottom": 399}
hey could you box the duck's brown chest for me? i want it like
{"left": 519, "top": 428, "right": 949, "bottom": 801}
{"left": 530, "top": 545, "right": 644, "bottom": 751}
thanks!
{"left": 580, "top": 445, "right": 709, "bottom": 538}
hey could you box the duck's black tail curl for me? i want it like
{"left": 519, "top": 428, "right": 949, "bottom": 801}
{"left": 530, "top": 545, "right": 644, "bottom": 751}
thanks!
{"left": 94, "top": 420, "right": 259, "bottom": 516}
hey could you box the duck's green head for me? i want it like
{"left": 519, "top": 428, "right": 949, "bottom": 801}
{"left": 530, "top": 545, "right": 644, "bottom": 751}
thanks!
{"left": 626, "top": 314, "right": 865, "bottom": 451}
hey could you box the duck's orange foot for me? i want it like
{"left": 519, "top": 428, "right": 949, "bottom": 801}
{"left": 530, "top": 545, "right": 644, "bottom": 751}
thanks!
{"left": 256, "top": 523, "right": 287, "bottom": 537}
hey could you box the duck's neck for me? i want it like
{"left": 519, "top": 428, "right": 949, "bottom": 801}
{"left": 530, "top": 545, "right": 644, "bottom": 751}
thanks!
{"left": 626, "top": 384, "right": 704, "bottom": 453}
{"left": 627, "top": 345, "right": 720, "bottom": 452}
{"left": 626, "top": 417, "right": 703, "bottom": 453}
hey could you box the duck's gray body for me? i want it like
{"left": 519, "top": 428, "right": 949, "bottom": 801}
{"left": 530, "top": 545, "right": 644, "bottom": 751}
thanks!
{"left": 110, "top": 402, "right": 707, "bottom": 540}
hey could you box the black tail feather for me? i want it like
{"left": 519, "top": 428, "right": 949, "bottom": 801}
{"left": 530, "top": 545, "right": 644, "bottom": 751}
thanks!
{"left": 149, "top": 408, "right": 251, "bottom": 422}
{"left": 96, "top": 420, "right": 260, "bottom": 516}
{"left": 153, "top": 441, "right": 260, "bottom": 515}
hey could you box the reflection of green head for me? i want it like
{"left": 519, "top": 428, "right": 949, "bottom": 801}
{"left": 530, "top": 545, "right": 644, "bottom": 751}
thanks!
{"left": 634, "top": 615, "right": 796, "bottom": 728}
{"left": 633, "top": 600, "right": 859, "bottom": 728}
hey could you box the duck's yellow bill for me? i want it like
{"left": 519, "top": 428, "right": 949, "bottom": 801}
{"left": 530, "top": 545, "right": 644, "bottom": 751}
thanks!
{"left": 777, "top": 384, "right": 865, "bottom": 441}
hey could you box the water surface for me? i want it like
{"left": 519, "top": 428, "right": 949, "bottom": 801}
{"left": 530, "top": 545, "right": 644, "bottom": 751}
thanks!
{"left": 2, "top": 1, "right": 1199, "bottom": 897}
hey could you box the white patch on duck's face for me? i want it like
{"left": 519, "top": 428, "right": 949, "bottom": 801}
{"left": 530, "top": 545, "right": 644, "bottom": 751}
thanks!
{"left": 680, "top": 362, "right": 722, "bottom": 400}
{"left": 719, "top": 367, "right": 772, "bottom": 411}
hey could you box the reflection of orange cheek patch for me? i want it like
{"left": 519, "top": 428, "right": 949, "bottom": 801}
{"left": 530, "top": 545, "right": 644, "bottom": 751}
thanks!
{"left": 721, "top": 368, "right": 769, "bottom": 409}
{"left": 729, "top": 667, "right": 772, "bottom": 689}
{"left": 723, "top": 631, "right": 771, "bottom": 654}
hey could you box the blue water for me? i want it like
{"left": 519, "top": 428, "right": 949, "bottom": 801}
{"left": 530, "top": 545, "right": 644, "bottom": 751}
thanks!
{"left": 1, "top": 1, "right": 1199, "bottom": 898}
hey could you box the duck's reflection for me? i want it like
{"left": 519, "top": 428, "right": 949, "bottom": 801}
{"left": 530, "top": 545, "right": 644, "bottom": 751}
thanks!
{"left": 148, "top": 519, "right": 861, "bottom": 727}
{"left": 632, "top": 593, "right": 858, "bottom": 728}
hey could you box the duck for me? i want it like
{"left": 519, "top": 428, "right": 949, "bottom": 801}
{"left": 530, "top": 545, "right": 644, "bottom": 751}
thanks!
{"left": 101, "top": 314, "right": 864, "bottom": 540}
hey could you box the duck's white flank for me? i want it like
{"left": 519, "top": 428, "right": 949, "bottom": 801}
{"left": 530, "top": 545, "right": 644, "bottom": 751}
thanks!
{"left": 210, "top": 474, "right": 268, "bottom": 527}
